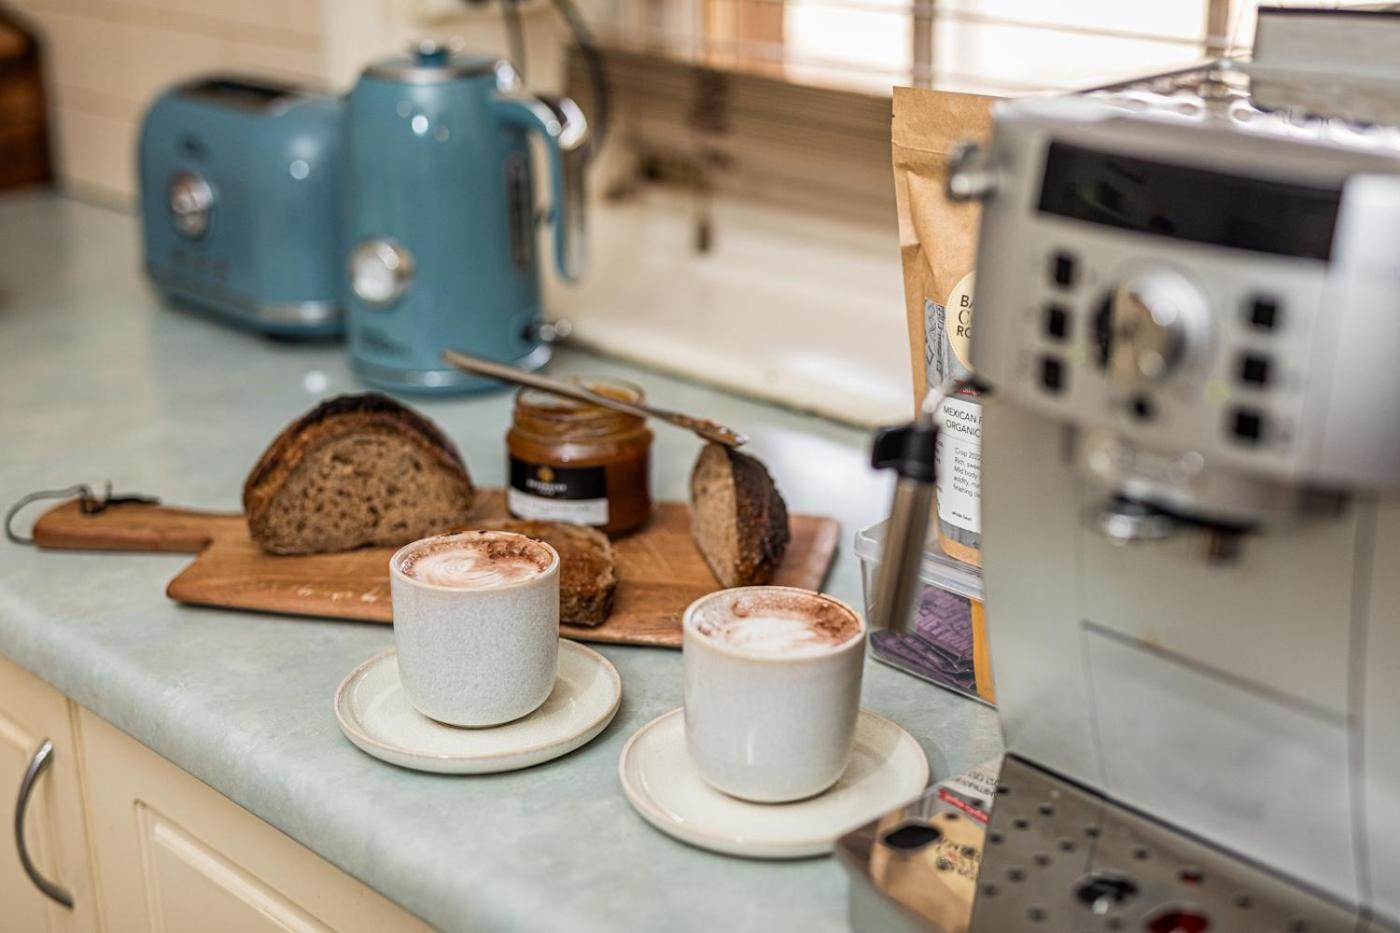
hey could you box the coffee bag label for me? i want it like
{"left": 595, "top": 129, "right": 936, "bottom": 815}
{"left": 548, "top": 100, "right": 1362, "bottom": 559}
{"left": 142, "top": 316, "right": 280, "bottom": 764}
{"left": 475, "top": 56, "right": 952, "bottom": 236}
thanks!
{"left": 945, "top": 271, "right": 974, "bottom": 373}
{"left": 924, "top": 272, "right": 975, "bottom": 390}
{"left": 935, "top": 394, "right": 982, "bottom": 535}
{"left": 927, "top": 272, "right": 981, "bottom": 540}
{"left": 507, "top": 457, "right": 608, "bottom": 525}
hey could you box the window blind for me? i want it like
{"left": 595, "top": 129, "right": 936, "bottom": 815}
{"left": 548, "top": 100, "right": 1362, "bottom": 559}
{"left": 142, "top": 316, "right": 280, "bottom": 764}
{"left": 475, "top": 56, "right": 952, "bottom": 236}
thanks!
{"left": 600, "top": 0, "right": 1261, "bottom": 95}
{"left": 568, "top": 1, "right": 1267, "bottom": 224}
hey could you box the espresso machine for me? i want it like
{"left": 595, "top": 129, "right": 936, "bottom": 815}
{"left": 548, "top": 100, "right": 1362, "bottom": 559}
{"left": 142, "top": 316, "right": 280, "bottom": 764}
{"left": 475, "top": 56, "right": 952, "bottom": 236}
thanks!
{"left": 844, "top": 12, "right": 1400, "bottom": 932}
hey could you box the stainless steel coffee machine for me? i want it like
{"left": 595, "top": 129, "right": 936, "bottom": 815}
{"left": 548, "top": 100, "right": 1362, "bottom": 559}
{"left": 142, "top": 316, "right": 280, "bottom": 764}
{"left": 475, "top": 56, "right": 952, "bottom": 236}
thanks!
{"left": 846, "top": 20, "right": 1400, "bottom": 932}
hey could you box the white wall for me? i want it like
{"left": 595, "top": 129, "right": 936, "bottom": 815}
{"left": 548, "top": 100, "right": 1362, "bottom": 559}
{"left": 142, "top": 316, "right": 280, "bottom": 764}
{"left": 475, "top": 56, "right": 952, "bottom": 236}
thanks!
{"left": 12, "top": 0, "right": 324, "bottom": 202}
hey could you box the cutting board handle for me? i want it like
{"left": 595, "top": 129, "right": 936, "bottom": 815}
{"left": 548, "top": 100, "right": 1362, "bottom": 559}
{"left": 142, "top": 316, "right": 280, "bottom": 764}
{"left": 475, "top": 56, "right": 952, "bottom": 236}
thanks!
{"left": 31, "top": 500, "right": 236, "bottom": 554}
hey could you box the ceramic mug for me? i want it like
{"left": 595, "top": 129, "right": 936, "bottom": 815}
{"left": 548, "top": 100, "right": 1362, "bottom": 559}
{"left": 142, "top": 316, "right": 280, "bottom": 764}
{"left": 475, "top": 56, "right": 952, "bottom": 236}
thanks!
{"left": 390, "top": 530, "right": 560, "bottom": 727}
{"left": 682, "top": 586, "right": 866, "bottom": 802}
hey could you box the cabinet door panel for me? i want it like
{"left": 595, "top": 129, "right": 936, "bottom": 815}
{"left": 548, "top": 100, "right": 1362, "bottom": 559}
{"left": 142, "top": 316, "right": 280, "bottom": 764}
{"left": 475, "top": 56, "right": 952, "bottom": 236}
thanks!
{"left": 79, "top": 708, "right": 431, "bottom": 933}
{"left": 0, "top": 654, "right": 99, "bottom": 933}
{"left": 135, "top": 802, "right": 331, "bottom": 933}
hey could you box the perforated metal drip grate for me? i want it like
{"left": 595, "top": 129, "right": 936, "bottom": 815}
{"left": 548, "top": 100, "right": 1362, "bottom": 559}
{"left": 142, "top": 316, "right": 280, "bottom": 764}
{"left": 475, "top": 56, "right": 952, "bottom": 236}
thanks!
{"left": 968, "top": 757, "right": 1360, "bottom": 933}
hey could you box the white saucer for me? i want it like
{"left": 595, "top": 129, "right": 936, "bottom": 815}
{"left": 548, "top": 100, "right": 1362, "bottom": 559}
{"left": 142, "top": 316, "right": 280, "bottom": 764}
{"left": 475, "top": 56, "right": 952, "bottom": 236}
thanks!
{"left": 335, "top": 641, "right": 621, "bottom": 774}
{"left": 619, "top": 708, "right": 929, "bottom": 859}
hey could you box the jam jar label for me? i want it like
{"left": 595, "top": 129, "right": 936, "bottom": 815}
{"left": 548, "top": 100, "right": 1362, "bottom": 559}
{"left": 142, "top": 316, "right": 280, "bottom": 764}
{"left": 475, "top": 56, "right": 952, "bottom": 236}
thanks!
{"left": 507, "top": 457, "right": 609, "bottom": 525}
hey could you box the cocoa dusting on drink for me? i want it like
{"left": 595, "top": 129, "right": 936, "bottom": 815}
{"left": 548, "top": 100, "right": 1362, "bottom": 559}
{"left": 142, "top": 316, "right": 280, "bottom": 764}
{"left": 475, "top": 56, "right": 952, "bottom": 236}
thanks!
{"left": 694, "top": 590, "right": 862, "bottom": 652}
{"left": 729, "top": 593, "right": 860, "bottom": 644}
{"left": 398, "top": 531, "right": 553, "bottom": 582}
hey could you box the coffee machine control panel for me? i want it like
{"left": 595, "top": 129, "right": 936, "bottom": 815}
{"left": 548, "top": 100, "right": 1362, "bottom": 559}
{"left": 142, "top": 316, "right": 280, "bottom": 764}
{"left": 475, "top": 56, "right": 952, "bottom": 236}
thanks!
{"left": 968, "top": 92, "right": 1400, "bottom": 503}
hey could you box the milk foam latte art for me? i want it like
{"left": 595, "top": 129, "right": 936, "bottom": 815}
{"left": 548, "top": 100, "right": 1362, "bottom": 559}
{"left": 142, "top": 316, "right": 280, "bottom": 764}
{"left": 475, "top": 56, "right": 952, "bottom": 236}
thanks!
{"left": 397, "top": 533, "right": 551, "bottom": 589}
{"left": 689, "top": 590, "right": 862, "bottom": 657}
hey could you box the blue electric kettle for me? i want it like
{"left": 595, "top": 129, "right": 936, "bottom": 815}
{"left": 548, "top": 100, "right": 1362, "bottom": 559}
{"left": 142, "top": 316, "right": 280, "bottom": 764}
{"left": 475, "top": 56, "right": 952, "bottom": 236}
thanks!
{"left": 345, "top": 42, "right": 587, "bottom": 392}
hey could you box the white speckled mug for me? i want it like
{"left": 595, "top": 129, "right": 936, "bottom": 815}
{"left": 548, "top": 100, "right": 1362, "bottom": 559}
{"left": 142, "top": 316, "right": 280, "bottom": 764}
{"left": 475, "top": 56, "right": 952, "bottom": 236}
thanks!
{"left": 683, "top": 586, "right": 866, "bottom": 802}
{"left": 390, "top": 530, "right": 560, "bottom": 727}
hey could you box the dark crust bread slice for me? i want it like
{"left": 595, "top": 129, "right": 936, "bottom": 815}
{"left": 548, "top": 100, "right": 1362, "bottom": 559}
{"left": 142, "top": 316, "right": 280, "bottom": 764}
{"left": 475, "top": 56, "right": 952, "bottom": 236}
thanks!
{"left": 243, "top": 393, "right": 475, "bottom": 554}
{"left": 690, "top": 443, "right": 791, "bottom": 587}
{"left": 470, "top": 519, "right": 618, "bottom": 627}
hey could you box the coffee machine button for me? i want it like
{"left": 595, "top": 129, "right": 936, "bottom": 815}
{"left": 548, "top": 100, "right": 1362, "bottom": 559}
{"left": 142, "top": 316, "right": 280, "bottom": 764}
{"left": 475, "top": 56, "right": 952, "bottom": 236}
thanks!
{"left": 349, "top": 239, "right": 415, "bottom": 308}
{"left": 1247, "top": 296, "right": 1281, "bottom": 330}
{"left": 1094, "top": 270, "right": 1209, "bottom": 389}
{"left": 168, "top": 171, "right": 214, "bottom": 239}
{"left": 1239, "top": 352, "right": 1272, "bottom": 386}
{"left": 1230, "top": 407, "right": 1266, "bottom": 443}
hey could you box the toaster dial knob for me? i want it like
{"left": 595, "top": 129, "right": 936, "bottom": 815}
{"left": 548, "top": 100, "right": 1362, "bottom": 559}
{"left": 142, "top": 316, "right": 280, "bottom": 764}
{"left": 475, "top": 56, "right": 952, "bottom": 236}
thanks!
{"left": 350, "top": 239, "right": 415, "bottom": 308}
{"left": 169, "top": 172, "right": 214, "bottom": 238}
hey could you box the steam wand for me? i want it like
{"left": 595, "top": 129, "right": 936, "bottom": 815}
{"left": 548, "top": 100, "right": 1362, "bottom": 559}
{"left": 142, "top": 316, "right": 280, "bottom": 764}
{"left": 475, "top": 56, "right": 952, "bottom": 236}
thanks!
{"left": 868, "top": 379, "right": 983, "bottom": 635}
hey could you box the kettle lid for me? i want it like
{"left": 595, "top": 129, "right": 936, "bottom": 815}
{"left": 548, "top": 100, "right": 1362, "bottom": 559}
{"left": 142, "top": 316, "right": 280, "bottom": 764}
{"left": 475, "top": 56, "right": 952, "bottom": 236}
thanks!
{"left": 364, "top": 40, "right": 501, "bottom": 84}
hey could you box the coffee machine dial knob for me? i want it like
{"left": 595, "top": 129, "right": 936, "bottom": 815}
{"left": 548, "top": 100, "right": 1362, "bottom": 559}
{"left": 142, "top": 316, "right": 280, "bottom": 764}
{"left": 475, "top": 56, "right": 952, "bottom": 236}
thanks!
{"left": 349, "top": 239, "right": 415, "bottom": 308}
{"left": 168, "top": 171, "right": 214, "bottom": 239}
{"left": 1094, "top": 270, "right": 1208, "bottom": 388}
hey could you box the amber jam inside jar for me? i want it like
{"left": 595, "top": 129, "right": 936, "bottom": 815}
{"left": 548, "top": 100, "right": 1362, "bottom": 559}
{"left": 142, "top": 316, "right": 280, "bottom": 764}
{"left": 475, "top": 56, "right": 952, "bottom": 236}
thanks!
{"left": 505, "top": 378, "right": 654, "bottom": 536}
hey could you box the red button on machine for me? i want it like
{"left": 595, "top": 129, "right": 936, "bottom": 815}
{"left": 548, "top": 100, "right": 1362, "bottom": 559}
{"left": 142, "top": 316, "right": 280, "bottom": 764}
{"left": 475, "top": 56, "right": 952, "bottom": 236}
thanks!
{"left": 1147, "top": 909, "right": 1210, "bottom": 933}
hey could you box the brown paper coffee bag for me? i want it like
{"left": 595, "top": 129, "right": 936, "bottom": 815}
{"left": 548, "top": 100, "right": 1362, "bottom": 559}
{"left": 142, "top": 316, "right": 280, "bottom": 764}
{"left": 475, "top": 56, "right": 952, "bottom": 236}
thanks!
{"left": 891, "top": 86, "right": 995, "bottom": 567}
{"left": 892, "top": 86, "right": 995, "bottom": 406}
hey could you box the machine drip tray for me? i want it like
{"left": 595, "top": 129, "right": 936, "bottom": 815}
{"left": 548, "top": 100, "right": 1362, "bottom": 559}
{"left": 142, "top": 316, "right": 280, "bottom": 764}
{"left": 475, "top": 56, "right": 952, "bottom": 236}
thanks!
{"left": 840, "top": 756, "right": 1371, "bottom": 932}
{"left": 973, "top": 757, "right": 1360, "bottom": 932}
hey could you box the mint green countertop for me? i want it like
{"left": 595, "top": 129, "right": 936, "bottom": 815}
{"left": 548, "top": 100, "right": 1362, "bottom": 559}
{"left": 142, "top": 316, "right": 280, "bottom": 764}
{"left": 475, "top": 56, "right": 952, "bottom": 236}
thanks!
{"left": 0, "top": 193, "right": 1002, "bottom": 931}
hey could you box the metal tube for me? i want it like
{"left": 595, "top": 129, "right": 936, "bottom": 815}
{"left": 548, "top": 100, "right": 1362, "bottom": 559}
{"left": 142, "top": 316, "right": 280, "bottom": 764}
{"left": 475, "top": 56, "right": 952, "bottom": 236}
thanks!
{"left": 869, "top": 477, "right": 936, "bottom": 634}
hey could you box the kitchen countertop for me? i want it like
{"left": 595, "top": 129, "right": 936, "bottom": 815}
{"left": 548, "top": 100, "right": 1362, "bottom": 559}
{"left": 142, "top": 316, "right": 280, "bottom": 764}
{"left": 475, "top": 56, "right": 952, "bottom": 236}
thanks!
{"left": 0, "top": 192, "right": 1002, "bottom": 932}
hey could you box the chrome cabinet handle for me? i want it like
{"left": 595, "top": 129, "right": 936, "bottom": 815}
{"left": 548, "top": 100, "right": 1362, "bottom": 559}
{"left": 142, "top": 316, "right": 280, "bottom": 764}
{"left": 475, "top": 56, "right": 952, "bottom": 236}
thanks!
{"left": 14, "top": 739, "right": 74, "bottom": 909}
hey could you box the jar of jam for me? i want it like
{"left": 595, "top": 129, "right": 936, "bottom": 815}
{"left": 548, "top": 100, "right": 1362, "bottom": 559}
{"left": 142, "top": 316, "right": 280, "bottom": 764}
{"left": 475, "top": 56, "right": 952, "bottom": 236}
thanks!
{"left": 505, "top": 377, "right": 653, "bottom": 536}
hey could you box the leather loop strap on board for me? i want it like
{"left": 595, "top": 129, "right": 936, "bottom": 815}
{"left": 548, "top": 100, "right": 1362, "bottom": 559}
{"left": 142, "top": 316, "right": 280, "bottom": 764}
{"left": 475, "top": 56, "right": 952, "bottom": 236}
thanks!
{"left": 4, "top": 483, "right": 161, "bottom": 546}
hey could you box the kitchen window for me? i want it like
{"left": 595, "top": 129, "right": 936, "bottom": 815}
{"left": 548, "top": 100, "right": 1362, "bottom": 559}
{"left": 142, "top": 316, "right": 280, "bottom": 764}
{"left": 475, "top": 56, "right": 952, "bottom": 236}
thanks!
{"left": 551, "top": 0, "right": 1268, "bottom": 425}
{"left": 607, "top": 0, "right": 1268, "bottom": 92}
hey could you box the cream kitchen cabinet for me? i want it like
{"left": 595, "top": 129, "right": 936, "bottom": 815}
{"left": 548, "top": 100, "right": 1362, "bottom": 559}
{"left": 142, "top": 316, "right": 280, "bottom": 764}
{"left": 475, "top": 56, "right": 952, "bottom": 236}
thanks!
{"left": 78, "top": 708, "right": 431, "bottom": 933}
{"left": 0, "top": 654, "right": 429, "bottom": 933}
{"left": 0, "top": 654, "right": 100, "bottom": 933}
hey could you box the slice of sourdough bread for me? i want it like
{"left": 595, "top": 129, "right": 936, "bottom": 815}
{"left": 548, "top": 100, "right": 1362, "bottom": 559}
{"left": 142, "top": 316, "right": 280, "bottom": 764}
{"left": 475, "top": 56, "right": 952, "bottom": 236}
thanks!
{"left": 470, "top": 519, "right": 618, "bottom": 626}
{"left": 689, "top": 443, "right": 790, "bottom": 588}
{"left": 244, "top": 394, "right": 475, "bottom": 555}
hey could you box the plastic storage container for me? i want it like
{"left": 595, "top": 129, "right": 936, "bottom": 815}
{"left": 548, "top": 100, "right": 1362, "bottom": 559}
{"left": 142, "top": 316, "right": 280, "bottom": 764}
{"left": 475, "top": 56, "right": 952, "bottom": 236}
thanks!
{"left": 855, "top": 520, "right": 994, "bottom": 704}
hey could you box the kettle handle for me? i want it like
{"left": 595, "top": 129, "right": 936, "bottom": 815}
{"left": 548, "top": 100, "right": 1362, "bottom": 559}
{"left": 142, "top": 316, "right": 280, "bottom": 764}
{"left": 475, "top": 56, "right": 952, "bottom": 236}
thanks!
{"left": 491, "top": 92, "right": 589, "bottom": 284}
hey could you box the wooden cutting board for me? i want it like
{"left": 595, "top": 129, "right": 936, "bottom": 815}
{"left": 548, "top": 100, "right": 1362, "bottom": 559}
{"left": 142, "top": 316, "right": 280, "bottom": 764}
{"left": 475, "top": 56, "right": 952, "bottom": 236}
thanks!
{"left": 31, "top": 490, "right": 839, "bottom": 648}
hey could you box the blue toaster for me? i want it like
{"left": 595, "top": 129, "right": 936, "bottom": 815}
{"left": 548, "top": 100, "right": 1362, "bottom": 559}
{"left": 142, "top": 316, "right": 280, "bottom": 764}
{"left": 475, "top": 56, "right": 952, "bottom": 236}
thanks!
{"left": 138, "top": 77, "right": 345, "bottom": 338}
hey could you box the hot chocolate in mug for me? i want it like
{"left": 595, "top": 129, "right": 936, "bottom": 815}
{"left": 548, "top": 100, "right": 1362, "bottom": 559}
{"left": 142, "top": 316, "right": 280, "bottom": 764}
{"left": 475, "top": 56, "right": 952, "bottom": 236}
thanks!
{"left": 682, "top": 586, "right": 866, "bottom": 802}
{"left": 391, "top": 530, "right": 560, "bottom": 727}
